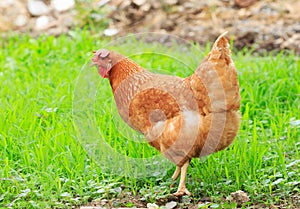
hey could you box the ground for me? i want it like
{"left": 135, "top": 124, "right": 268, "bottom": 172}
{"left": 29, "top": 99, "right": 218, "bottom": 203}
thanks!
{"left": 1, "top": 0, "right": 300, "bottom": 54}
{"left": 78, "top": 192, "right": 300, "bottom": 209}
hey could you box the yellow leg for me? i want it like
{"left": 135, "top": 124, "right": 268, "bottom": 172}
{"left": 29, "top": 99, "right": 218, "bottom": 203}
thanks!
{"left": 173, "top": 161, "right": 191, "bottom": 196}
{"left": 171, "top": 166, "right": 180, "bottom": 181}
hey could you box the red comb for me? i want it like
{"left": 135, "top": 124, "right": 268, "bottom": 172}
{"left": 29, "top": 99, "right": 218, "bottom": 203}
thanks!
{"left": 99, "top": 49, "right": 110, "bottom": 58}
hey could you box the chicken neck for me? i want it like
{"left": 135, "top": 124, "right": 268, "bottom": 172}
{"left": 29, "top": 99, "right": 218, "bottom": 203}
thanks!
{"left": 108, "top": 58, "right": 145, "bottom": 93}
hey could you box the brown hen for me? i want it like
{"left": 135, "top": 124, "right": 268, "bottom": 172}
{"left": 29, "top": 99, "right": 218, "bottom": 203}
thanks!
{"left": 92, "top": 32, "right": 240, "bottom": 196}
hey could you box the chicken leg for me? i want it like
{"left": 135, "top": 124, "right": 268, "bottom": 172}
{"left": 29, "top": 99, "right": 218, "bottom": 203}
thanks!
{"left": 172, "top": 166, "right": 180, "bottom": 181}
{"left": 173, "top": 161, "right": 191, "bottom": 196}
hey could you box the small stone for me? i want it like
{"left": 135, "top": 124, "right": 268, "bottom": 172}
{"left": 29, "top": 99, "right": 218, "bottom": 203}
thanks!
{"left": 165, "top": 201, "right": 177, "bottom": 209}
{"left": 227, "top": 190, "right": 250, "bottom": 206}
{"left": 27, "top": 0, "right": 49, "bottom": 16}
{"left": 103, "top": 28, "right": 119, "bottom": 36}
{"left": 132, "top": 0, "right": 146, "bottom": 6}
{"left": 165, "top": 0, "right": 178, "bottom": 5}
{"left": 140, "top": 3, "right": 151, "bottom": 12}
{"left": 14, "top": 15, "right": 28, "bottom": 27}
{"left": 147, "top": 203, "right": 159, "bottom": 209}
{"left": 35, "top": 15, "right": 50, "bottom": 30}
{"left": 51, "top": 0, "right": 75, "bottom": 12}
{"left": 98, "top": 0, "right": 110, "bottom": 8}
{"left": 100, "top": 199, "right": 108, "bottom": 205}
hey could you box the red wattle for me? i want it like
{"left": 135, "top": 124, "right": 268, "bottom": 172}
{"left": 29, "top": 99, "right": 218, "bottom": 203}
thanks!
{"left": 98, "top": 67, "right": 107, "bottom": 78}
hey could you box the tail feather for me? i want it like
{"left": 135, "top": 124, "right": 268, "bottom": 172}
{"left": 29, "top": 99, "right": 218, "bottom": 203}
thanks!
{"left": 208, "top": 31, "right": 232, "bottom": 65}
{"left": 190, "top": 31, "right": 240, "bottom": 113}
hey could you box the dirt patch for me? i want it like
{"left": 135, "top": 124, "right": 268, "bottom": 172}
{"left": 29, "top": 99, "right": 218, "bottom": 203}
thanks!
{"left": 78, "top": 191, "right": 299, "bottom": 209}
{"left": 1, "top": 0, "right": 299, "bottom": 54}
{"left": 105, "top": 0, "right": 300, "bottom": 54}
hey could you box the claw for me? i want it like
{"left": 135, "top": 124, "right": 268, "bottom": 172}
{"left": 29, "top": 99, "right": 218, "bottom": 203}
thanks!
{"left": 173, "top": 188, "right": 191, "bottom": 196}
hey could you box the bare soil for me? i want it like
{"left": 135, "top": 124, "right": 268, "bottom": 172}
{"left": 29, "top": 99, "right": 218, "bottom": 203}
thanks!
{"left": 1, "top": 0, "right": 299, "bottom": 55}
{"left": 77, "top": 191, "right": 299, "bottom": 209}
{"left": 106, "top": 0, "right": 300, "bottom": 55}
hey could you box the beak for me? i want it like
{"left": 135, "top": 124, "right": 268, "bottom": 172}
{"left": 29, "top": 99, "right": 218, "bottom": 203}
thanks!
{"left": 90, "top": 58, "right": 97, "bottom": 67}
{"left": 91, "top": 50, "right": 98, "bottom": 67}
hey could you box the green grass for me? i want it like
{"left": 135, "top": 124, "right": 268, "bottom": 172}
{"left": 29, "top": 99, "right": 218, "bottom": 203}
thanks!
{"left": 0, "top": 31, "right": 299, "bottom": 208}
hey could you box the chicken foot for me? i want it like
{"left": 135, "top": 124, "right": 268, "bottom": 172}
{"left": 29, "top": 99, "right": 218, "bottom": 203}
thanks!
{"left": 173, "top": 161, "right": 191, "bottom": 196}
